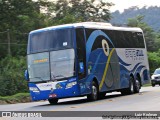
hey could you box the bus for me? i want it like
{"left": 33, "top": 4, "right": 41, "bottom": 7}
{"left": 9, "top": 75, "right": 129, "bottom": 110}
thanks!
{"left": 25, "top": 22, "right": 150, "bottom": 104}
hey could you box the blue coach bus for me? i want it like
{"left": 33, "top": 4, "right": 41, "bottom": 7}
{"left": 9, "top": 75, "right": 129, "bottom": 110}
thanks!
{"left": 25, "top": 22, "right": 150, "bottom": 104}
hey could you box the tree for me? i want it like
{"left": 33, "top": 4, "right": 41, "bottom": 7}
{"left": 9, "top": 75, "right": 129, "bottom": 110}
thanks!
{"left": 0, "top": 56, "right": 28, "bottom": 96}
{"left": 0, "top": 0, "right": 54, "bottom": 58}
{"left": 148, "top": 51, "right": 160, "bottom": 73}
{"left": 51, "top": 0, "right": 114, "bottom": 24}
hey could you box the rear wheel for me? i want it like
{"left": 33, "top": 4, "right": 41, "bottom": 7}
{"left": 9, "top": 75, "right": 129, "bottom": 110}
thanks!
{"left": 130, "top": 77, "right": 134, "bottom": 94}
{"left": 121, "top": 76, "right": 134, "bottom": 95}
{"left": 87, "top": 81, "right": 98, "bottom": 101}
{"left": 48, "top": 99, "right": 58, "bottom": 105}
{"left": 134, "top": 79, "right": 140, "bottom": 93}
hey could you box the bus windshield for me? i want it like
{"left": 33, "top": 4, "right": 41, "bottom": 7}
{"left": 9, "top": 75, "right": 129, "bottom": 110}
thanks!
{"left": 28, "top": 49, "right": 75, "bottom": 82}
{"left": 27, "top": 28, "right": 73, "bottom": 54}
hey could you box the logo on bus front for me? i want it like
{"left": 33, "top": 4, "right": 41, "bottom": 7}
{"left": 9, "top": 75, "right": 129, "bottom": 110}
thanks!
{"left": 125, "top": 49, "right": 144, "bottom": 60}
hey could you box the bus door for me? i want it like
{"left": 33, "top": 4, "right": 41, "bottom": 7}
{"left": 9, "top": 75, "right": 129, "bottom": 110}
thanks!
{"left": 75, "top": 28, "right": 88, "bottom": 94}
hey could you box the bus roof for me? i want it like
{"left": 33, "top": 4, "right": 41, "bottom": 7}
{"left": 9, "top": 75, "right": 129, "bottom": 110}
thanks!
{"left": 30, "top": 22, "right": 143, "bottom": 34}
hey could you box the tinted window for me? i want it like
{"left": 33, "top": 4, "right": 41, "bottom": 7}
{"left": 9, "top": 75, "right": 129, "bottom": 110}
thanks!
{"left": 28, "top": 28, "right": 73, "bottom": 54}
{"left": 85, "top": 28, "right": 145, "bottom": 48}
{"left": 105, "top": 30, "right": 145, "bottom": 48}
{"left": 76, "top": 28, "right": 86, "bottom": 79}
{"left": 136, "top": 32, "right": 145, "bottom": 48}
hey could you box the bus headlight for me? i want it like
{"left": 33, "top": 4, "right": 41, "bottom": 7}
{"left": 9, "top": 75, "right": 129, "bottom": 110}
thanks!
{"left": 66, "top": 82, "right": 77, "bottom": 89}
{"left": 29, "top": 87, "right": 39, "bottom": 92}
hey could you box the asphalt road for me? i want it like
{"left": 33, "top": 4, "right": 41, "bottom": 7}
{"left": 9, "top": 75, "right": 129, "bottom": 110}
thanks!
{"left": 1, "top": 86, "right": 160, "bottom": 119}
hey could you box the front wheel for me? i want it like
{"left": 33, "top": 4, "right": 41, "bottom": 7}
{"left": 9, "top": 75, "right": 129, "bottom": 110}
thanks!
{"left": 87, "top": 81, "right": 98, "bottom": 101}
{"left": 48, "top": 98, "right": 58, "bottom": 105}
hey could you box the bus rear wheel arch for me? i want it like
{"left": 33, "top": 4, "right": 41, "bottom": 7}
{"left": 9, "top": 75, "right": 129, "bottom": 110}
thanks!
{"left": 121, "top": 75, "right": 140, "bottom": 95}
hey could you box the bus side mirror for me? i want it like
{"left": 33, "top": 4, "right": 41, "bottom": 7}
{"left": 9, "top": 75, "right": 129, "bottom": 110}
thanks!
{"left": 79, "top": 62, "right": 84, "bottom": 73}
{"left": 24, "top": 70, "right": 29, "bottom": 81}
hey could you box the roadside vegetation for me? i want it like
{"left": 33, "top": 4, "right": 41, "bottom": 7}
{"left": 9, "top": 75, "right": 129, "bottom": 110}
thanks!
{"left": 0, "top": 93, "right": 30, "bottom": 104}
{"left": 0, "top": 0, "right": 159, "bottom": 103}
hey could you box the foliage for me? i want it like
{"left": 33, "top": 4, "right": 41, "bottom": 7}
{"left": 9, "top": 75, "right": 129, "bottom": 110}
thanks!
{"left": 51, "top": 0, "right": 114, "bottom": 24}
{"left": 0, "top": 0, "right": 54, "bottom": 58}
{"left": 148, "top": 50, "right": 160, "bottom": 73}
{"left": 111, "top": 6, "right": 160, "bottom": 31}
{"left": 0, "top": 56, "right": 28, "bottom": 96}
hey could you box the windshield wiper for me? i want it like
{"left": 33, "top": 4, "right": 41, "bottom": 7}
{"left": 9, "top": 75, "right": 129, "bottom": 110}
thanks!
{"left": 55, "top": 75, "right": 65, "bottom": 78}
{"left": 52, "top": 74, "right": 65, "bottom": 79}
{"left": 34, "top": 77, "right": 46, "bottom": 82}
{"left": 51, "top": 74, "right": 66, "bottom": 81}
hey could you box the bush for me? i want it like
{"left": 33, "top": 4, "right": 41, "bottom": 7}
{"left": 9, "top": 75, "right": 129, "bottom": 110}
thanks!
{"left": 148, "top": 50, "right": 160, "bottom": 73}
{"left": 0, "top": 56, "right": 28, "bottom": 96}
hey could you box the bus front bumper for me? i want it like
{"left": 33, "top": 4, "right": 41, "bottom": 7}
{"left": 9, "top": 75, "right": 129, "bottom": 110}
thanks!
{"left": 28, "top": 80, "right": 80, "bottom": 101}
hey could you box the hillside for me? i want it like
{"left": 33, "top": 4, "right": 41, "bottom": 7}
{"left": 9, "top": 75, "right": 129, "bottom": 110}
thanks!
{"left": 110, "top": 6, "right": 160, "bottom": 31}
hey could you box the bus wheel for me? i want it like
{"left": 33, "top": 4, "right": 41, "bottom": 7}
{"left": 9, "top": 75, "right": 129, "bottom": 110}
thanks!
{"left": 128, "top": 76, "right": 134, "bottom": 94}
{"left": 121, "top": 76, "right": 134, "bottom": 95}
{"left": 134, "top": 79, "right": 140, "bottom": 93}
{"left": 87, "top": 81, "right": 98, "bottom": 101}
{"left": 48, "top": 98, "right": 58, "bottom": 105}
{"left": 152, "top": 84, "right": 155, "bottom": 87}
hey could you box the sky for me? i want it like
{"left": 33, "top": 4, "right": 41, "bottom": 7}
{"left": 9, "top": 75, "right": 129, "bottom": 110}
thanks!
{"left": 106, "top": 0, "right": 160, "bottom": 12}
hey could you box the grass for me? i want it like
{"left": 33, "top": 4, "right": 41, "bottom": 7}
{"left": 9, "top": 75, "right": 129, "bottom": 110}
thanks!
{"left": 0, "top": 93, "right": 31, "bottom": 104}
{"left": 143, "top": 83, "right": 151, "bottom": 87}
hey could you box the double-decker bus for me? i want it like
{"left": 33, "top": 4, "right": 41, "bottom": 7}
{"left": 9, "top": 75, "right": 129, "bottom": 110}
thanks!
{"left": 25, "top": 22, "right": 150, "bottom": 104}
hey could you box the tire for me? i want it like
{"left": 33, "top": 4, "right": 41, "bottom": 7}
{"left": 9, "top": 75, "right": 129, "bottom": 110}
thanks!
{"left": 121, "top": 76, "right": 134, "bottom": 95}
{"left": 48, "top": 99, "right": 58, "bottom": 105}
{"left": 134, "top": 79, "right": 140, "bottom": 93}
{"left": 87, "top": 81, "right": 98, "bottom": 101}
{"left": 152, "top": 84, "right": 155, "bottom": 87}
{"left": 128, "top": 76, "right": 134, "bottom": 94}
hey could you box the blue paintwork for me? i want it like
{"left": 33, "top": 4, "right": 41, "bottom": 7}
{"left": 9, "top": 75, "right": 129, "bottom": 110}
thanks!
{"left": 86, "top": 30, "right": 114, "bottom": 63}
{"left": 29, "top": 77, "right": 81, "bottom": 101}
